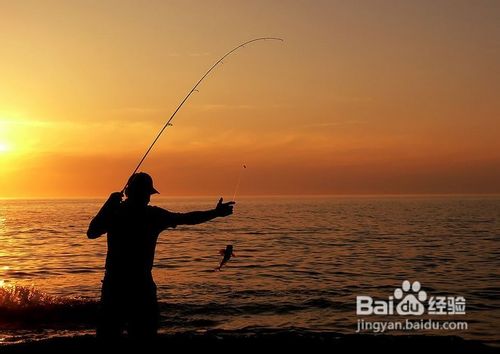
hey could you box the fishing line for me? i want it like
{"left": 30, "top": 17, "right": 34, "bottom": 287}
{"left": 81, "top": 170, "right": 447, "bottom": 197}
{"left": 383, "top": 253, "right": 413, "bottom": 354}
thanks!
{"left": 122, "top": 37, "right": 283, "bottom": 193}
{"left": 223, "top": 163, "right": 247, "bottom": 254}
{"left": 232, "top": 164, "right": 247, "bottom": 201}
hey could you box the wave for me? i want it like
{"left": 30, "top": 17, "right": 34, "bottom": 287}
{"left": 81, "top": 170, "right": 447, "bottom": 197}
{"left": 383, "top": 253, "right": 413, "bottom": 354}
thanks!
{"left": 0, "top": 285, "right": 344, "bottom": 330}
{"left": 0, "top": 285, "right": 97, "bottom": 329}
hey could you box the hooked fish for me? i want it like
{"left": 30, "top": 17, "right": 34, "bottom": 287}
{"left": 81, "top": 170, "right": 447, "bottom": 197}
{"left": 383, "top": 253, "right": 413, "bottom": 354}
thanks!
{"left": 216, "top": 244, "right": 235, "bottom": 271}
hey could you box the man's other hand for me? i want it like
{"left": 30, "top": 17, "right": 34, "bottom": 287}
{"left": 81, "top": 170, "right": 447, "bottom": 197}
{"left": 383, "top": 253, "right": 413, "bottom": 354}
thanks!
{"left": 107, "top": 192, "right": 123, "bottom": 206}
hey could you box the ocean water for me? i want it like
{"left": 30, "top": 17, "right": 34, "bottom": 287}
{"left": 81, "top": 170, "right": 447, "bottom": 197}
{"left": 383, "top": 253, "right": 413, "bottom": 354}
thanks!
{"left": 0, "top": 196, "right": 499, "bottom": 345}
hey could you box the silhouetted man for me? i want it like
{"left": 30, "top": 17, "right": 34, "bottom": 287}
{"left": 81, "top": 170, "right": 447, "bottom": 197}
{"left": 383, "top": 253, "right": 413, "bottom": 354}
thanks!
{"left": 87, "top": 172, "right": 234, "bottom": 340}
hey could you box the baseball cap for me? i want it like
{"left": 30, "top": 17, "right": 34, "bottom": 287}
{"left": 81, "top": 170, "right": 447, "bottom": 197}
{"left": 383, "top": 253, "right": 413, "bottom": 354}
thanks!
{"left": 126, "top": 172, "right": 159, "bottom": 195}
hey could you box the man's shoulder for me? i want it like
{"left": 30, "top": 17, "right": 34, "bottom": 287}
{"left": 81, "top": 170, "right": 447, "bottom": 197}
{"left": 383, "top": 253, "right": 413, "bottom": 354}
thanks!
{"left": 147, "top": 205, "right": 179, "bottom": 228}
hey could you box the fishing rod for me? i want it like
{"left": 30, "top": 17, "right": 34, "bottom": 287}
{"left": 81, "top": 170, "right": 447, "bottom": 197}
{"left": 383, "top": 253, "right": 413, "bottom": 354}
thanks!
{"left": 122, "top": 37, "right": 283, "bottom": 193}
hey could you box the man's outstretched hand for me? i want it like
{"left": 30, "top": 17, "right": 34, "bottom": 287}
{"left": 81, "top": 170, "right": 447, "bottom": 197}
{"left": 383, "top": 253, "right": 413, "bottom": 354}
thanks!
{"left": 215, "top": 197, "right": 235, "bottom": 217}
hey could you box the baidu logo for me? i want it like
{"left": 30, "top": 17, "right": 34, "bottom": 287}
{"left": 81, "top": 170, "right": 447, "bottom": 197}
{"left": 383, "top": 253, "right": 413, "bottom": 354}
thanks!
{"left": 356, "top": 280, "right": 466, "bottom": 316}
{"left": 394, "top": 280, "right": 427, "bottom": 316}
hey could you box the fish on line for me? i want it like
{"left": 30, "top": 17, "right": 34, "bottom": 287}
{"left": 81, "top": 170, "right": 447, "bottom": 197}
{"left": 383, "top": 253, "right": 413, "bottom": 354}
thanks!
{"left": 216, "top": 244, "right": 236, "bottom": 271}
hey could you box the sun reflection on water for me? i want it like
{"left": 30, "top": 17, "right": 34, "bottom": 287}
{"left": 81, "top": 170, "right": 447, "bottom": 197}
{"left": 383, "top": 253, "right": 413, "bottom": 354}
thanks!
{"left": 0, "top": 266, "right": 10, "bottom": 288}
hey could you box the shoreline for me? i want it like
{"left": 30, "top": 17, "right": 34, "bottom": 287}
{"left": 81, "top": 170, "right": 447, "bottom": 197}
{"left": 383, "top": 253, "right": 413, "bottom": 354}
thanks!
{"left": 1, "top": 330, "right": 498, "bottom": 354}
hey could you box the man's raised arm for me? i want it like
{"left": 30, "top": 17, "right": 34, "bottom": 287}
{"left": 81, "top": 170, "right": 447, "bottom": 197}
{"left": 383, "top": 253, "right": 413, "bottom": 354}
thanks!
{"left": 87, "top": 192, "right": 122, "bottom": 239}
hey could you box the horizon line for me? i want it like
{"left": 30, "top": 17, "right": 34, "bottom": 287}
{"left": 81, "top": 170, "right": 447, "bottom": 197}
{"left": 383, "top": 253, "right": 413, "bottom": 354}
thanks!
{"left": 1, "top": 193, "right": 500, "bottom": 200}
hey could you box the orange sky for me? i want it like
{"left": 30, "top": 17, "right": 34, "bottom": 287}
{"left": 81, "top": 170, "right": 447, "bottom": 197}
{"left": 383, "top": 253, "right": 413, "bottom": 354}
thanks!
{"left": 0, "top": 0, "right": 499, "bottom": 198}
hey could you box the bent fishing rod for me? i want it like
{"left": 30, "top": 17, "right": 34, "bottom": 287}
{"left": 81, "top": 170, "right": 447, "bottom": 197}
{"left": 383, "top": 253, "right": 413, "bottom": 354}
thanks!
{"left": 122, "top": 37, "right": 283, "bottom": 194}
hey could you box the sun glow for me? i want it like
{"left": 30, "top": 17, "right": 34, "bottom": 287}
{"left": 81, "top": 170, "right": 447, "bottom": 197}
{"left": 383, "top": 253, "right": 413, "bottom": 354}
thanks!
{"left": 0, "top": 142, "right": 10, "bottom": 153}
{"left": 0, "top": 118, "right": 43, "bottom": 156}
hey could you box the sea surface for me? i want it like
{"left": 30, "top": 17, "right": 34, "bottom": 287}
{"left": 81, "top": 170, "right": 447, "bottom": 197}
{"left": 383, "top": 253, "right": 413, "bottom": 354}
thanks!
{"left": 0, "top": 196, "right": 499, "bottom": 345}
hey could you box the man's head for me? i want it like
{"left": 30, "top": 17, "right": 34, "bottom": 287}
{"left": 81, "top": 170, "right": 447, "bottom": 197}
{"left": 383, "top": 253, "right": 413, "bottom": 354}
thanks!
{"left": 125, "top": 172, "right": 159, "bottom": 206}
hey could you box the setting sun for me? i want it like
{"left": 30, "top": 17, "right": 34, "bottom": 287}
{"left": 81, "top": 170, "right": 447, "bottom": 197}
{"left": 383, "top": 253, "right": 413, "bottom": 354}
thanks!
{"left": 0, "top": 142, "right": 9, "bottom": 153}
